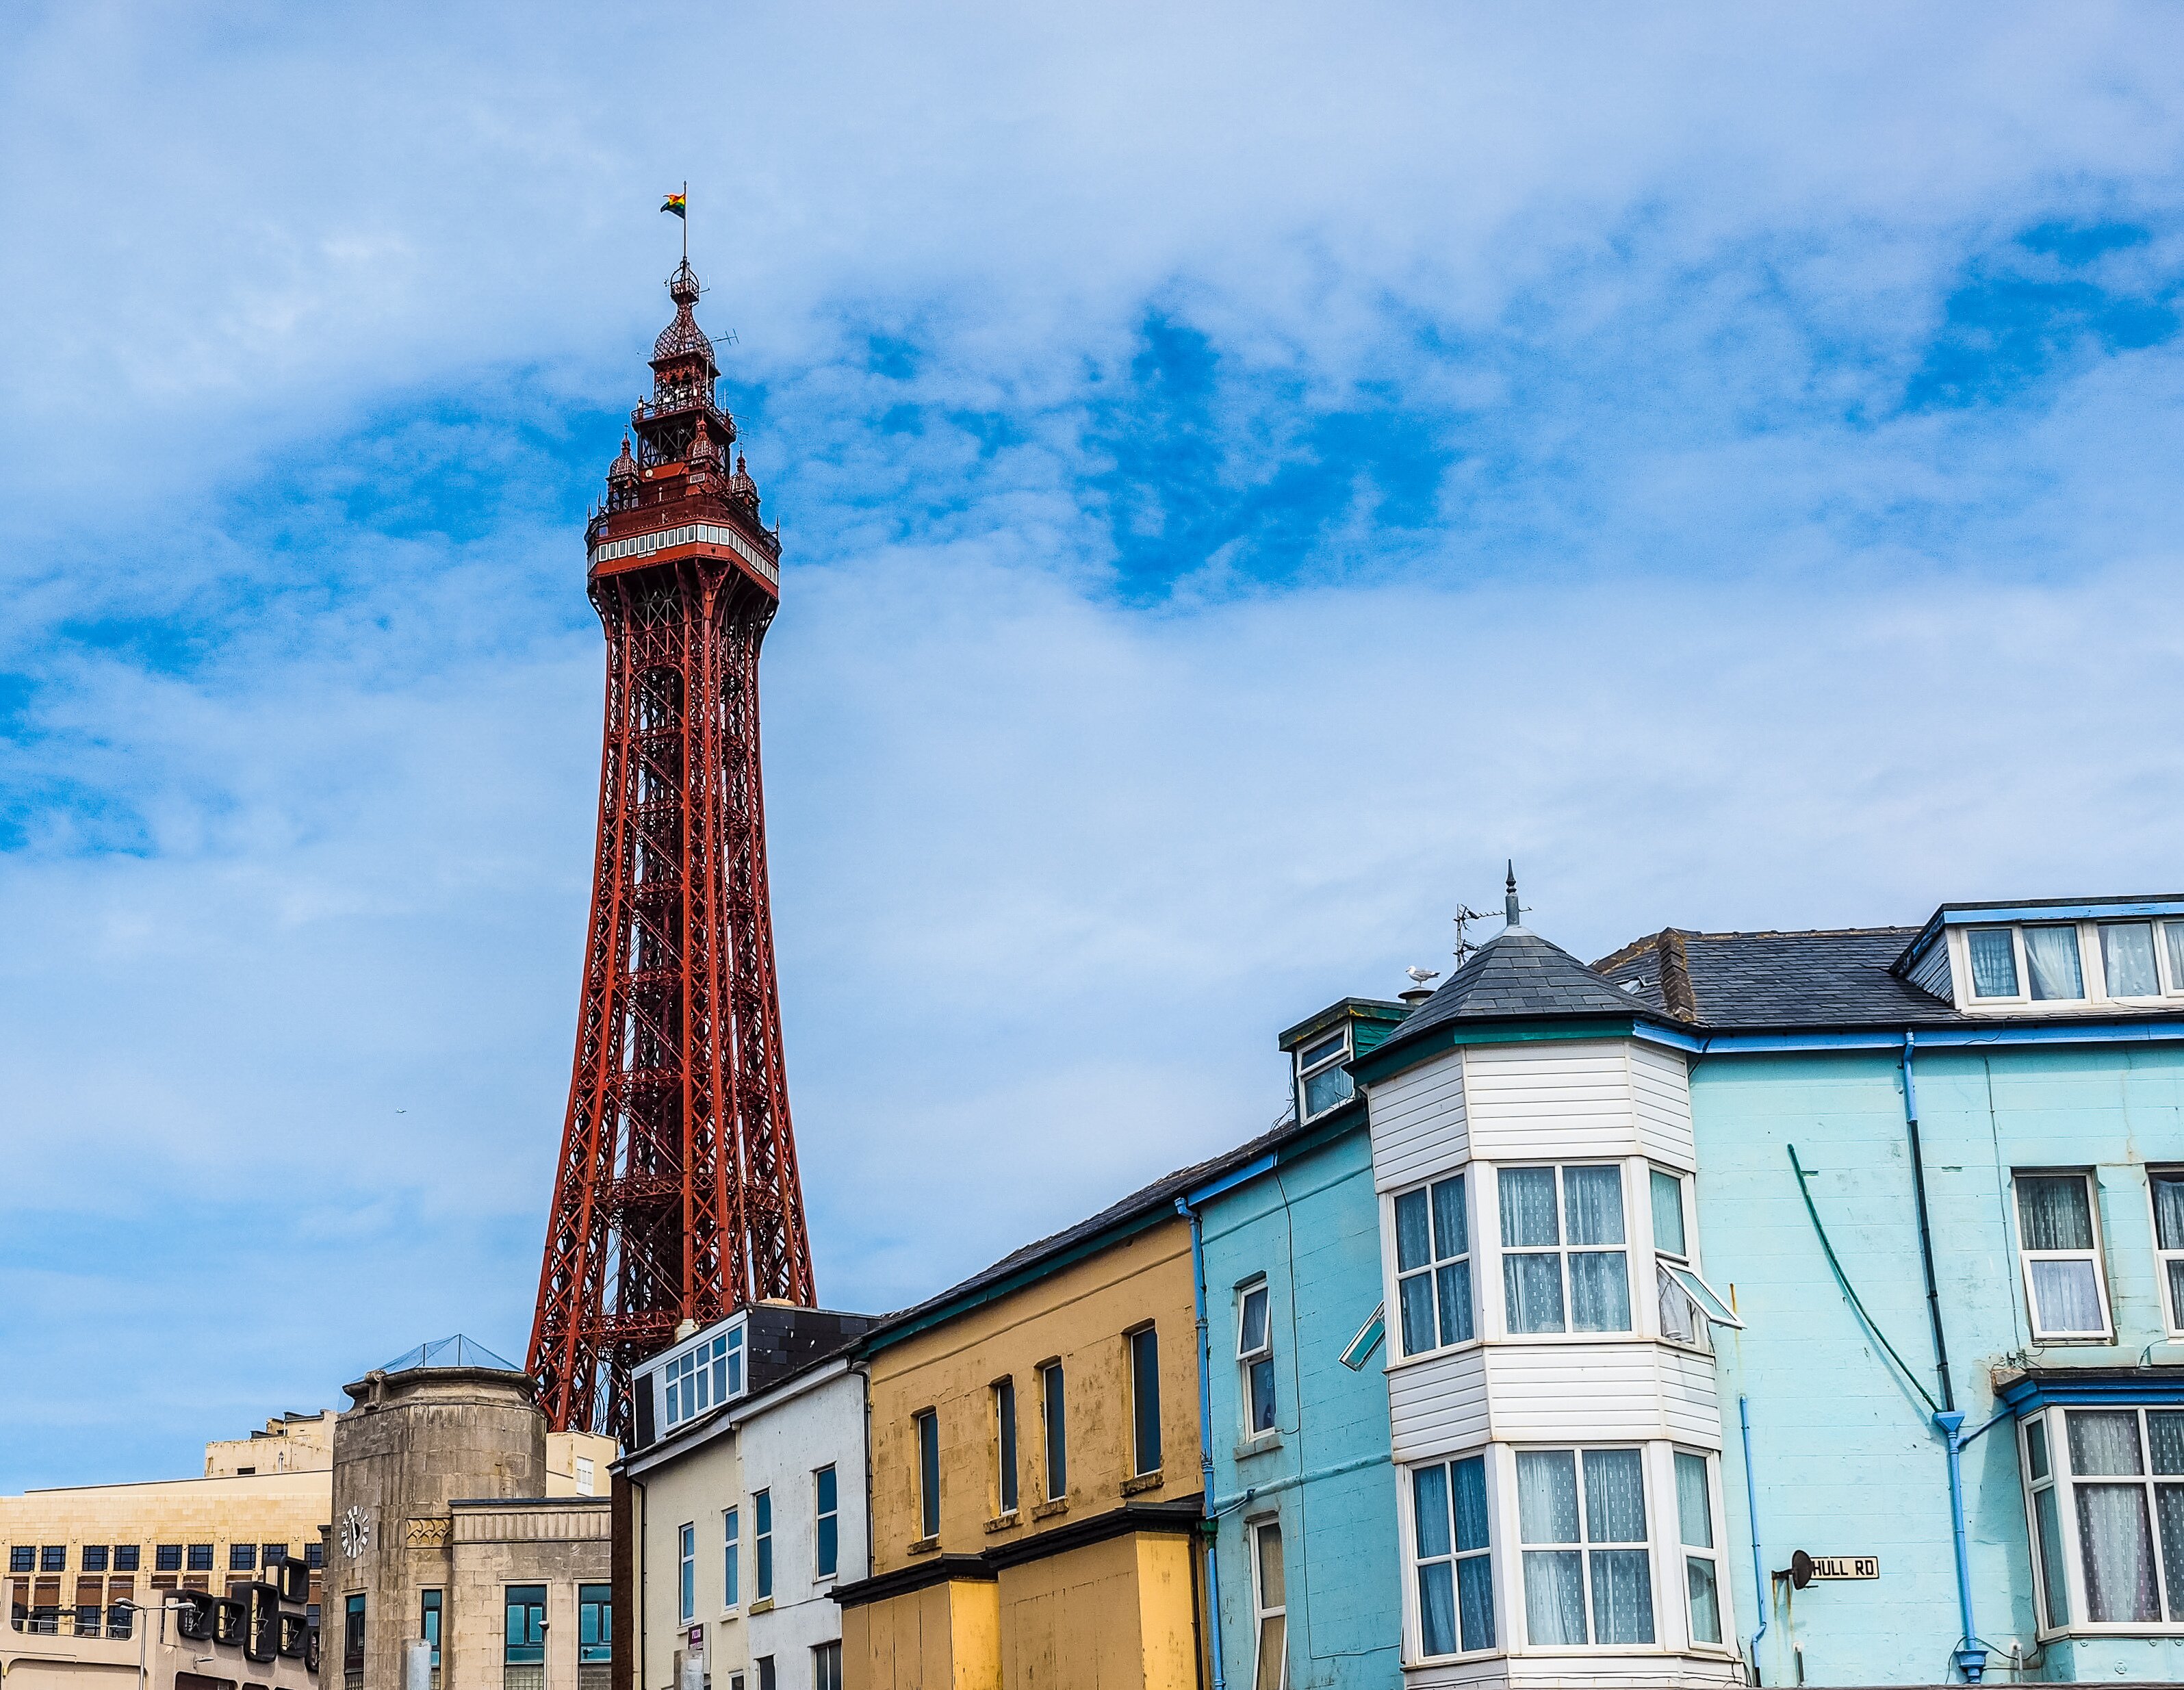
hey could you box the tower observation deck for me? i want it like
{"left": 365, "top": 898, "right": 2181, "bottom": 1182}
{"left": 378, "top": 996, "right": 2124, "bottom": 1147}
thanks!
{"left": 528, "top": 259, "right": 814, "bottom": 1437}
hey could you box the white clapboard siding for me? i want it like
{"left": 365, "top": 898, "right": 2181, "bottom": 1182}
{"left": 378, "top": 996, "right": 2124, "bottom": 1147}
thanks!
{"left": 1387, "top": 1348, "right": 1490, "bottom": 1461}
{"left": 1660, "top": 1346, "right": 1724, "bottom": 1446}
{"left": 1461, "top": 1042, "right": 1638, "bottom": 1160}
{"left": 1629, "top": 1042, "right": 1695, "bottom": 1167}
{"left": 1370, "top": 1048, "right": 1468, "bottom": 1192}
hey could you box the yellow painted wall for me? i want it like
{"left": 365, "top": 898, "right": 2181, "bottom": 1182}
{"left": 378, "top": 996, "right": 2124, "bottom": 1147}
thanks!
{"left": 845, "top": 1578, "right": 1001, "bottom": 1690}
{"left": 864, "top": 1218, "right": 1200, "bottom": 1571}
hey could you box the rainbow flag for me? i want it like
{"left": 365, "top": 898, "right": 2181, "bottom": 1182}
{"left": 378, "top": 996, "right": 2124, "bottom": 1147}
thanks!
{"left": 661, "top": 192, "right": 686, "bottom": 218}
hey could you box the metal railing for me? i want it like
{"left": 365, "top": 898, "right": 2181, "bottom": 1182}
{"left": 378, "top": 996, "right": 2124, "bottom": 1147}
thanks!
{"left": 8, "top": 1606, "right": 135, "bottom": 1639}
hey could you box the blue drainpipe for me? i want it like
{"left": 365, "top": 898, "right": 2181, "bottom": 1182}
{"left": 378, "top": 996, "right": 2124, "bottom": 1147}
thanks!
{"left": 1740, "top": 1396, "right": 1768, "bottom": 1686}
{"left": 1177, "top": 1195, "right": 1229, "bottom": 1690}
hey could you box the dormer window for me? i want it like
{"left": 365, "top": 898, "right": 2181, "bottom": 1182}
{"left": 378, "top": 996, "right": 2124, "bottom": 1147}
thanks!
{"left": 1960, "top": 917, "right": 2184, "bottom": 1008}
{"left": 662, "top": 1324, "right": 746, "bottom": 1431}
{"left": 1296, "top": 1028, "right": 1353, "bottom": 1120}
{"left": 2100, "top": 923, "right": 2162, "bottom": 999}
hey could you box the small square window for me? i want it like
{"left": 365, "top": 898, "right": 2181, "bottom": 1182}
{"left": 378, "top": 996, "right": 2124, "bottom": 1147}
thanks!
{"left": 41, "top": 1546, "right": 65, "bottom": 1572}
{"left": 82, "top": 1546, "right": 109, "bottom": 1572}
{"left": 155, "top": 1545, "right": 183, "bottom": 1573}
{"left": 229, "top": 1544, "right": 256, "bottom": 1572}
{"left": 1968, "top": 928, "right": 2020, "bottom": 998}
{"left": 305, "top": 1544, "right": 324, "bottom": 1570}
{"left": 112, "top": 1546, "right": 140, "bottom": 1573}
{"left": 1296, "top": 1027, "right": 1354, "bottom": 1120}
{"left": 187, "top": 1545, "right": 214, "bottom": 1572}
{"left": 9, "top": 1547, "right": 33, "bottom": 1574}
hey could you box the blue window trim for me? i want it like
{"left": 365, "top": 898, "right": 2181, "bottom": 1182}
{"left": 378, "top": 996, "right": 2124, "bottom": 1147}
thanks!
{"left": 1998, "top": 1372, "right": 2184, "bottom": 1414}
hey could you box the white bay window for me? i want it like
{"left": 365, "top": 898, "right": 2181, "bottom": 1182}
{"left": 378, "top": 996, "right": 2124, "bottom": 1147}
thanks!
{"left": 2021, "top": 1405, "right": 2184, "bottom": 1631}
{"left": 1410, "top": 1456, "right": 1493, "bottom": 1657}
{"left": 1517, "top": 1447, "right": 1652, "bottom": 1646}
{"left": 1394, "top": 1175, "right": 1474, "bottom": 1355}
{"left": 1500, "top": 1166, "right": 1630, "bottom": 1335}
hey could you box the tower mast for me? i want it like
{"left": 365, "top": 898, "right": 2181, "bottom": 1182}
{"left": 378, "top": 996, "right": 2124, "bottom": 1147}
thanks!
{"left": 528, "top": 254, "right": 814, "bottom": 1437}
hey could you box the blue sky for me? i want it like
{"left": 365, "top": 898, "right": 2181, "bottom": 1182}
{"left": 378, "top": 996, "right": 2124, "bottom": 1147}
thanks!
{"left": 5, "top": 1, "right": 2184, "bottom": 1488}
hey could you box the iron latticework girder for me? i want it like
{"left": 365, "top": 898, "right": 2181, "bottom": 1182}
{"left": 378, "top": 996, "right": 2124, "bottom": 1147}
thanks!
{"left": 528, "top": 261, "right": 813, "bottom": 1438}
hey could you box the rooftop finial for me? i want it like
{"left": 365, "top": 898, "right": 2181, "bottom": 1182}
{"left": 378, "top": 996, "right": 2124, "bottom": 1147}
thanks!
{"left": 1505, "top": 860, "right": 1522, "bottom": 928}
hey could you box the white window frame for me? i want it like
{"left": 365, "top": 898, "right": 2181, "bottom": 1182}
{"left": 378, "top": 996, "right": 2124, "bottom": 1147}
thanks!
{"left": 1391, "top": 1173, "right": 1476, "bottom": 1358}
{"left": 1403, "top": 1454, "right": 1495, "bottom": 1663}
{"left": 1296, "top": 1026, "right": 1354, "bottom": 1122}
{"left": 2012, "top": 1169, "right": 2116, "bottom": 1343}
{"left": 1498, "top": 1164, "right": 1633, "bottom": 1338}
{"left": 811, "top": 1641, "right": 841, "bottom": 1690}
{"left": 2151, "top": 1170, "right": 2184, "bottom": 1337}
{"left": 1673, "top": 1448, "right": 1726, "bottom": 1650}
{"left": 2019, "top": 1403, "right": 2184, "bottom": 1636}
{"left": 722, "top": 1507, "right": 740, "bottom": 1613}
{"left": 1648, "top": 1168, "right": 1741, "bottom": 1348}
{"left": 1248, "top": 1515, "right": 1288, "bottom": 1690}
{"left": 813, "top": 1465, "right": 838, "bottom": 1582}
{"left": 1511, "top": 1443, "right": 1658, "bottom": 1651}
{"left": 574, "top": 1456, "right": 595, "bottom": 1496}
{"left": 1237, "top": 1279, "right": 1277, "bottom": 1439}
{"left": 663, "top": 1327, "right": 747, "bottom": 1431}
{"left": 2095, "top": 919, "right": 2168, "bottom": 1001}
{"left": 754, "top": 1487, "right": 773, "bottom": 1602}
{"left": 677, "top": 1522, "right": 696, "bottom": 1624}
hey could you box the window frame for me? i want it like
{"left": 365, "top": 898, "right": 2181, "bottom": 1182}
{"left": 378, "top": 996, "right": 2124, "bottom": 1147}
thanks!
{"left": 754, "top": 1487, "right": 775, "bottom": 1600}
{"left": 2012, "top": 1169, "right": 2116, "bottom": 1343}
{"left": 578, "top": 1583, "right": 612, "bottom": 1665}
{"left": 1391, "top": 1173, "right": 1476, "bottom": 1359}
{"left": 814, "top": 1465, "right": 839, "bottom": 1581}
{"left": 420, "top": 1589, "right": 442, "bottom": 1669}
{"left": 1040, "top": 1363, "right": 1068, "bottom": 1502}
{"left": 1673, "top": 1450, "right": 1724, "bottom": 1650}
{"left": 1404, "top": 1454, "right": 1495, "bottom": 1662}
{"left": 1249, "top": 1515, "right": 1288, "bottom": 1690}
{"left": 723, "top": 1505, "right": 740, "bottom": 1612}
{"left": 2019, "top": 1403, "right": 2184, "bottom": 1636}
{"left": 994, "top": 1378, "right": 1019, "bottom": 1515}
{"left": 678, "top": 1520, "right": 697, "bottom": 1623}
{"left": 504, "top": 1584, "right": 546, "bottom": 1666}
{"left": 1512, "top": 1443, "right": 1658, "bottom": 1650}
{"left": 1237, "top": 1279, "right": 1277, "bottom": 1438}
{"left": 811, "top": 1640, "right": 842, "bottom": 1690}
{"left": 1128, "top": 1324, "right": 1162, "bottom": 1477}
{"left": 914, "top": 1409, "right": 941, "bottom": 1540}
{"left": 2150, "top": 1170, "right": 2184, "bottom": 1338}
{"left": 1498, "top": 1164, "right": 1634, "bottom": 1339}
{"left": 1296, "top": 1025, "right": 1354, "bottom": 1122}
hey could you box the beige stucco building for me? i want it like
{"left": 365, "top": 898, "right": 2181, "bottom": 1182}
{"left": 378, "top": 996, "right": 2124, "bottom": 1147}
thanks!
{"left": 322, "top": 1337, "right": 614, "bottom": 1690}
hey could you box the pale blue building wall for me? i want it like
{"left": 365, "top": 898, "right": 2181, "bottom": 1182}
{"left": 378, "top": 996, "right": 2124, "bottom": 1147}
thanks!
{"left": 1196, "top": 1108, "right": 1402, "bottom": 1690}
{"left": 1692, "top": 1039, "right": 2184, "bottom": 1685}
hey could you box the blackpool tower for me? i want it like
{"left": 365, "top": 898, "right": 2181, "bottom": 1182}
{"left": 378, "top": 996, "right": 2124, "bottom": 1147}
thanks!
{"left": 528, "top": 259, "right": 815, "bottom": 1437}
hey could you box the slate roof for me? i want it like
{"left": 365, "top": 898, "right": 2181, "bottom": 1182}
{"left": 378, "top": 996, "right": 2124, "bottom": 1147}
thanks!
{"left": 859, "top": 1110, "right": 1319, "bottom": 1348}
{"left": 1371, "top": 925, "right": 1667, "bottom": 1058}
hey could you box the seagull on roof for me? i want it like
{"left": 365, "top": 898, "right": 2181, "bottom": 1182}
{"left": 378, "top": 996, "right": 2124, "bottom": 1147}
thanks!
{"left": 1406, "top": 966, "right": 1441, "bottom": 986}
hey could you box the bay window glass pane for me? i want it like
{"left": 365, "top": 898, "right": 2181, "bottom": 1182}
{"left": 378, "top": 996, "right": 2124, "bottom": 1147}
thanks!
{"left": 2154, "top": 1175, "right": 2184, "bottom": 1251}
{"left": 2168, "top": 921, "right": 2184, "bottom": 990}
{"left": 1650, "top": 1170, "right": 1686, "bottom": 1259}
{"left": 2025, "top": 1418, "right": 2050, "bottom": 1483}
{"left": 1504, "top": 1253, "right": 1565, "bottom": 1334}
{"left": 2016, "top": 1175, "right": 2094, "bottom": 1251}
{"left": 2151, "top": 1411, "right": 2184, "bottom": 1475}
{"left": 2076, "top": 1484, "right": 2159, "bottom": 1622}
{"left": 1675, "top": 1452, "right": 1712, "bottom": 1548}
{"left": 1564, "top": 1167, "right": 1625, "bottom": 1245}
{"left": 1412, "top": 1465, "right": 1452, "bottom": 1561}
{"left": 2169, "top": 1259, "right": 2184, "bottom": 1331}
{"left": 1435, "top": 1262, "right": 1474, "bottom": 1346}
{"left": 2101, "top": 923, "right": 2160, "bottom": 997}
{"left": 1686, "top": 1556, "right": 1721, "bottom": 1644}
{"left": 1569, "top": 1253, "right": 1631, "bottom": 1333}
{"left": 1432, "top": 1177, "right": 1468, "bottom": 1259}
{"left": 1517, "top": 1450, "right": 1579, "bottom": 1544}
{"left": 1591, "top": 1548, "right": 1654, "bottom": 1645}
{"left": 2029, "top": 1259, "right": 2104, "bottom": 1333}
{"left": 2023, "top": 926, "right": 2084, "bottom": 1000}
{"left": 2157, "top": 1487, "right": 2184, "bottom": 1623}
{"left": 1968, "top": 928, "right": 2018, "bottom": 997}
{"left": 1500, "top": 1169, "right": 1560, "bottom": 1249}
{"left": 2033, "top": 1487, "right": 2069, "bottom": 1627}
{"left": 1395, "top": 1190, "right": 1431, "bottom": 1272}
{"left": 1582, "top": 1450, "right": 1646, "bottom": 1542}
{"left": 2068, "top": 1410, "right": 2144, "bottom": 1476}
{"left": 1417, "top": 1563, "right": 1457, "bottom": 1657}
{"left": 1304, "top": 1064, "right": 1351, "bottom": 1116}
{"left": 1456, "top": 1557, "right": 1495, "bottom": 1652}
{"left": 1399, "top": 1273, "right": 1437, "bottom": 1356}
{"left": 1522, "top": 1550, "right": 1586, "bottom": 1646}
{"left": 1452, "top": 1457, "right": 1490, "bottom": 1552}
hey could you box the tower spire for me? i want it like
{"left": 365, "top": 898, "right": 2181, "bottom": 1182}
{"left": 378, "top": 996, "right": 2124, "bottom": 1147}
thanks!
{"left": 529, "top": 262, "right": 809, "bottom": 1438}
{"left": 1505, "top": 860, "right": 1523, "bottom": 928}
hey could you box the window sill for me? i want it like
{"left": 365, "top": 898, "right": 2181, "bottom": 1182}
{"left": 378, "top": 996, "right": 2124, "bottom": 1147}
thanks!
{"left": 1120, "top": 1472, "right": 1164, "bottom": 1497}
{"left": 747, "top": 1597, "right": 773, "bottom": 1615}
{"left": 1233, "top": 1432, "right": 1283, "bottom": 1459}
{"left": 905, "top": 1537, "right": 940, "bottom": 1557}
{"left": 1030, "top": 1498, "right": 1068, "bottom": 1521}
{"left": 983, "top": 1512, "right": 1021, "bottom": 1535}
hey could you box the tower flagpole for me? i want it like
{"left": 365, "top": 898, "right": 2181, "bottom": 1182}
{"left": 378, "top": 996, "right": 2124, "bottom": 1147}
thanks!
{"left": 682, "top": 179, "right": 689, "bottom": 266}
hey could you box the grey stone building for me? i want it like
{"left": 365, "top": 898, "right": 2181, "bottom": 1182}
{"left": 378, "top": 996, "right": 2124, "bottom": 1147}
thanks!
{"left": 323, "top": 1340, "right": 614, "bottom": 1690}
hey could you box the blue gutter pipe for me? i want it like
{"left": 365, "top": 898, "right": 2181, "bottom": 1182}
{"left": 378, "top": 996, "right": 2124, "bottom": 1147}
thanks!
{"left": 1936, "top": 1411, "right": 1988, "bottom": 1682}
{"left": 1177, "top": 1194, "right": 1228, "bottom": 1690}
{"left": 1740, "top": 1396, "right": 1767, "bottom": 1687}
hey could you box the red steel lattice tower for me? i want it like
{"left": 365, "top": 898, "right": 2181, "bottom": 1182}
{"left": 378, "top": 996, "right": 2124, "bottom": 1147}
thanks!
{"left": 529, "top": 260, "right": 814, "bottom": 1436}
